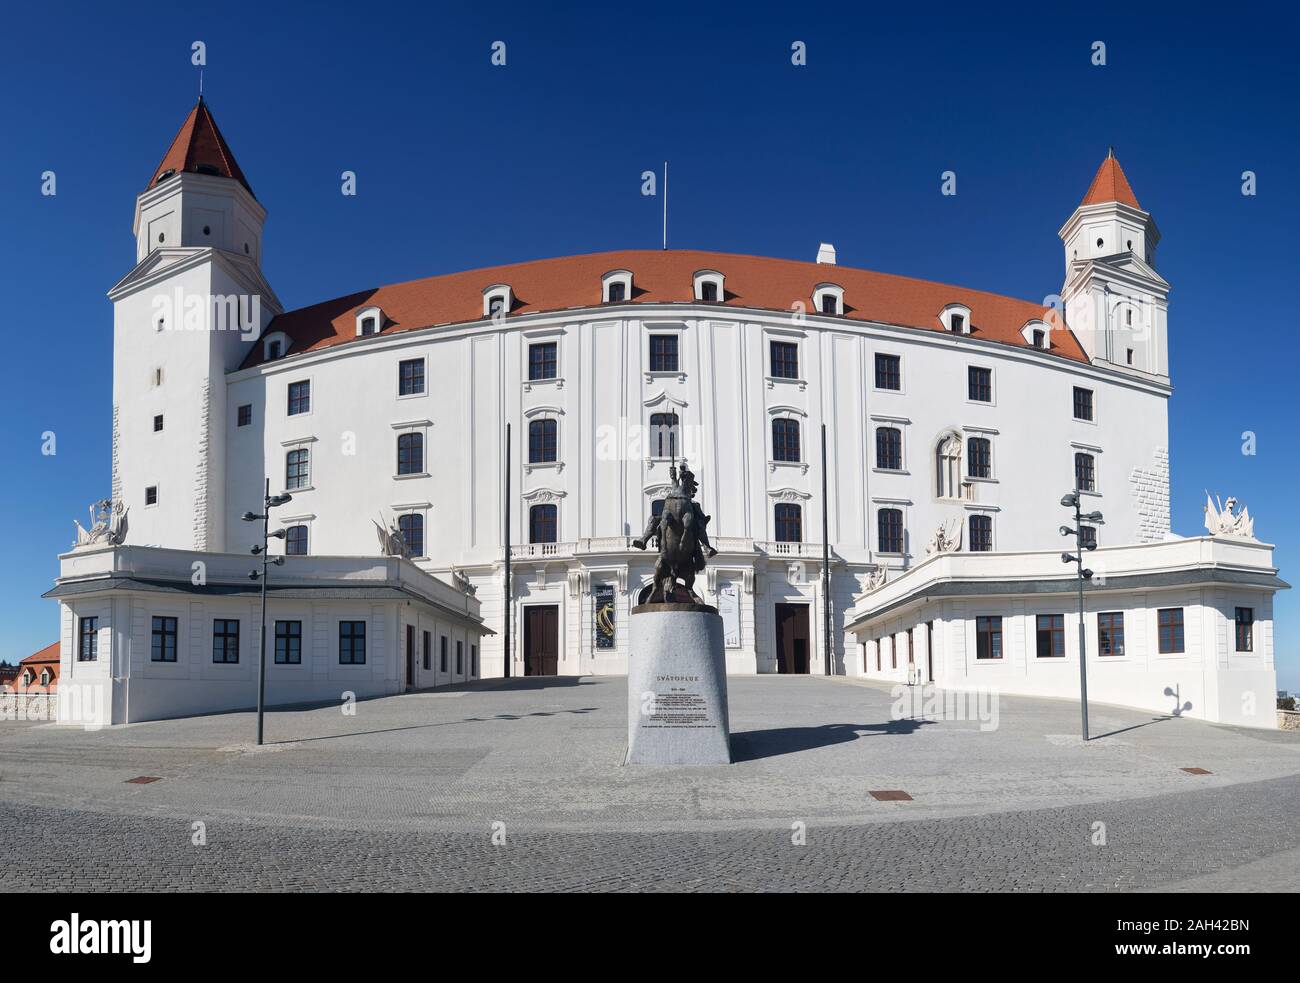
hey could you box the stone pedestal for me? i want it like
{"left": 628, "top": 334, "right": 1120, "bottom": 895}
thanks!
{"left": 625, "top": 603, "right": 731, "bottom": 765}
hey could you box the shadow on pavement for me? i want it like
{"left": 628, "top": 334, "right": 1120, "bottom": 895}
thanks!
{"left": 731, "top": 719, "right": 934, "bottom": 761}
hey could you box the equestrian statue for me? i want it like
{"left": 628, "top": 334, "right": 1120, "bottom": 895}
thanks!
{"left": 632, "top": 460, "right": 718, "bottom": 605}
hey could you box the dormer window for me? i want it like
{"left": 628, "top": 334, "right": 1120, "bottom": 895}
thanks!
{"left": 602, "top": 270, "right": 633, "bottom": 304}
{"left": 354, "top": 306, "right": 384, "bottom": 338}
{"left": 262, "top": 330, "right": 290, "bottom": 362}
{"left": 483, "top": 285, "right": 513, "bottom": 319}
{"left": 693, "top": 270, "right": 725, "bottom": 303}
{"left": 1020, "top": 319, "right": 1051, "bottom": 350}
{"left": 813, "top": 284, "right": 844, "bottom": 316}
{"left": 939, "top": 303, "right": 973, "bottom": 334}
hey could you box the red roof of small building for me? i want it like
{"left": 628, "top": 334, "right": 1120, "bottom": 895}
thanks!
{"left": 147, "top": 97, "right": 253, "bottom": 197}
{"left": 245, "top": 249, "right": 1086, "bottom": 369}
{"left": 21, "top": 642, "right": 59, "bottom": 666}
{"left": 1080, "top": 151, "right": 1141, "bottom": 210}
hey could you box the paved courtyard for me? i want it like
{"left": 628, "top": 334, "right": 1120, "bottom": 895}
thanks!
{"left": 2, "top": 675, "right": 1299, "bottom": 891}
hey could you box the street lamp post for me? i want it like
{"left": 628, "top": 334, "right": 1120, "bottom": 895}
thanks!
{"left": 1060, "top": 491, "right": 1103, "bottom": 742}
{"left": 243, "top": 478, "right": 293, "bottom": 747}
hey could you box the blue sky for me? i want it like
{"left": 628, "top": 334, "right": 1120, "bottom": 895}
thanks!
{"left": 1, "top": 2, "right": 1297, "bottom": 683}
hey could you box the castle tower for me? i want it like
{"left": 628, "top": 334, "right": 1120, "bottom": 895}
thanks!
{"left": 107, "top": 98, "right": 280, "bottom": 550}
{"left": 1057, "top": 150, "right": 1169, "bottom": 378}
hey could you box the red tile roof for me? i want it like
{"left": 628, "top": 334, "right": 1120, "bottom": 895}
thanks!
{"left": 246, "top": 249, "right": 1087, "bottom": 368}
{"left": 147, "top": 97, "right": 253, "bottom": 197}
{"left": 1080, "top": 151, "right": 1141, "bottom": 210}
{"left": 21, "top": 642, "right": 59, "bottom": 665}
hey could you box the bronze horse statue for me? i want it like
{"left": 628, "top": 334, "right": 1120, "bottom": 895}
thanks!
{"left": 632, "top": 461, "right": 717, "bottom": 604}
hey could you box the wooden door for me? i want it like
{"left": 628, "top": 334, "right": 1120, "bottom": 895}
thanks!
{"left": 775, "top": 604, "right": 810, "bottom": 674}
{"left": 524, "top": 606, "right": 559, "bottom": 676}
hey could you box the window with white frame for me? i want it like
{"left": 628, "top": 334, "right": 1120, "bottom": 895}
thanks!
{"left": 285, "top": 447, "right": 310, "bottom": 490}
{"left": 483, "top": 285, "right": 512, "bottom": 319}
{"left": 602, "top": 270, "right": 633, "bottom": 303}
{"left": 355, "top": 306, "right": 384, "bottom": 337}
{"left": 940, "top": 303, "right": 972, "bottom": 334}
{"left": 693, "top": 270, "right": 724, "bottom": 303}
{"left": 813, "top": 283, "right": 844, "bottom": 316}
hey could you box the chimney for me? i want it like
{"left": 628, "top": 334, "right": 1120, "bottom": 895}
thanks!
{"left": 816, "top": 242, "right": 836, "bottom": 265}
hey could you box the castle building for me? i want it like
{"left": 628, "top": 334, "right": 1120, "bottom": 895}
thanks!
{"left": 45, "top": 102, "right": 1285, "bottom": 726}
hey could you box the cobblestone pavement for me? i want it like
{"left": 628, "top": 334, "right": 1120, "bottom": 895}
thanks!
{"left": 2, "top": 773, "right": 1298, "bottom": 891}
{"left": 2, "top": 676, "right": 1298, "bottom": 891}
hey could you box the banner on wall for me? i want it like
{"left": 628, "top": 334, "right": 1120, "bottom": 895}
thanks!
{"left": 594, "top": 584, "right": 616, "bottom": 648}
{"left": 719, "top": 583, "right": 740, "bottom": 647}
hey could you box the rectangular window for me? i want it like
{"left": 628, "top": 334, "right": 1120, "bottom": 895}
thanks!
{"left": 472, "top": 644, "right": 478, "bottom": 676}
{"left": 237, "top": 404, "right": 252, "bottom": 427}
{"left": 288, "top": 380, "right": 311, "bottom": 416}
{"left": 212, "top": 619, "right": 240, "bottom": 664}
{"left": 1073, "top": 386, "right": 1094, "bottom": 421}
{"left": 969, "top": 514, "right": 993, "bottom": 552}
{"left": 145, "top": 485, "right": 158, "bottom": 506}
{"left": 528, "top": 342, "right": 558, "bottom": 381}
{"left": 1074, "top": 453, "right": 1095, "bottom": 493}
{"left": 975, "top": 616, "right": 1003, "bottom": 660}
{"left": 339, "top": 621, "right": 367, "bottom": 665}
{"left": 423, "top": 630, "right": 432, "bottom": 671}
{"left": 398, "top": 513, "right": 424, "bottom": 557}
{"left": 285, "top": 524, "right": 308, "bottom": 555}
{"left": 456, "top": 641, "right": 464, "bottom": 675}
{"left": 529, "top": 503, "right": 558, "bottom": 544}
{"left": 774, "top": 503, "right": 802, "bottom": 543}
{"left": 878, "top": 508, "right": 903, "bottom": 554}
{"left": 397, "top": 432, "right": 424, "bottom": 475}
{"left": 78, "top": 616, "right": 99, "bottom": 662}
{"left": 150, "top": 615, "right": 177, "bottom": 662}
{"left": 648, "top": 334, "right": 679, "bottom": 373}
{"left": 967, "top": 436, "right": 991, "bottom": 479}
{"left": 1079, "top": 524, "right": 1098, "bottom": 550}
{"left": 968, "top": 366, "right": 992, "bottom": 402}
{"left": 275, "top": 620, "right": 302, "bottom": 664}
{"left": 1098, "top": 611, "right": 1125, "bottom": 656}
{"left": 874, "top": 353, "right": 901, "bottom": 390}
{"left": 770, "top": 340, "right": 798, "bottom": 379}
{"left": 1235, "top": 607, "right": 1254, "bottom": 652}
{"left": 528, "top": 419, "right": 557, "bottom": 464}
{"left": 771, "top": 419, "right": 800, "bottom": 463}
{"left": 1157, "top": 608, "right": 1185, "bottom": 654}
{"left": 398, "top": 358, "right": 425, "bottom": 396}
{"left": 440, "top": 636, "right": 448, "bottom": 673}
{"left": 1035, "top": 614, "right": 1065, "bottom": 658}
{"left": 286, "top": 447, "right": 310, "bottom": 490}
{"left": 153, "top": 414, "right": 164, "bottom": 432}
{"left": 876, "top": 427, "right": 902, "bottom": 470}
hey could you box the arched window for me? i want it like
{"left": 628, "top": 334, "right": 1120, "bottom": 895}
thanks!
{"left": 285, "top": 524, "right": 308, "bottom": 555}
{"left": 936, "top": 432, "right": 965, "bottom": 499}
{"left": 876, "top": 427, "right": 902, "bottom": 470}
{"left": 397, "top": 432, "right": 424, "bottom": 475}
{"left": 878, "top": 508, "right": 904, "bottom": 554}
{"left": 649, "top": 412, "right": 678, "bottom": 458}
{"left": 700, "top": 281, "right": 718, "bottom": 302}
{"left": 285, "top": 447, "right": 310, "bottom": 490}
{"left": 529, "top": 504, "right": 557, "bottom": 544}
{"left": 774, "top": 503, "right": 803, "bottom": 543}
{"left": 967, "top": 436, "right": 991, "bottom": 479}
{"left": 1074, "top": 452, "right": 1095, "bottom": 492}
{"left": 608, "top": 280, "right": 626, "bottom": 302}
{"left": 398, "top": 513, "right": 424, "bottom": 557}
{"left": 772, "top": 418, "right": 801, "bottom": 462}
{"left": 528, "top": 419, "right": 557, "bottom": 463}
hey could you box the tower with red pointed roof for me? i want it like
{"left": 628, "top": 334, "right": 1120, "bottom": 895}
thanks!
{"left": 1057, "top": 150, "right": 1169, "bottom": 377}
{"left": 107, "top": 99, "right": 280, "bottom": 551}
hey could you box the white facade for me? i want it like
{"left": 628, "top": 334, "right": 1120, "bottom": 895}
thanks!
{"left": 63, "top": 101, "right": 1278, "bottom": 725}
{"left": 844, "top": 537, "right": 1286, "bottom": 728}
